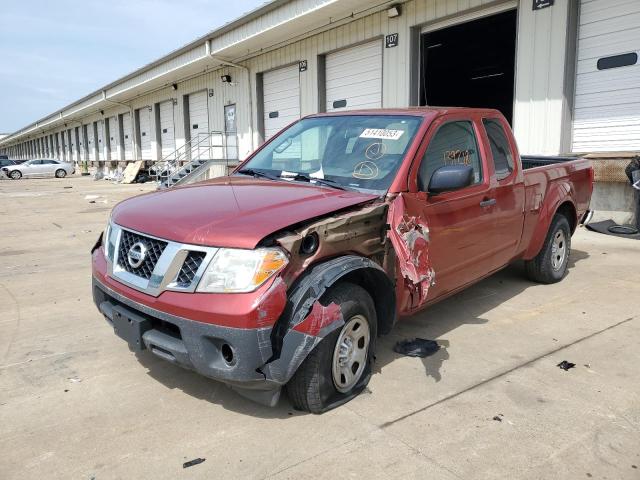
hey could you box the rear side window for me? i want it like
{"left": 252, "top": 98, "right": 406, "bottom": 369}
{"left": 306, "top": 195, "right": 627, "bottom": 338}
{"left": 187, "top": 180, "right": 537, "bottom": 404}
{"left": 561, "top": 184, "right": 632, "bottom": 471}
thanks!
{"left": 418, "top": 121, "right": 483, "bottom": 191}
{"left": 483, "top": 119, "right": 514, "bottom": 180}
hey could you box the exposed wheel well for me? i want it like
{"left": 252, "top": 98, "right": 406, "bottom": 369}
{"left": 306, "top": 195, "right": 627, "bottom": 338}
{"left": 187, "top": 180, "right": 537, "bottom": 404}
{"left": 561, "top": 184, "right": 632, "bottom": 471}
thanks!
{"left": 338, "top": 268, "right": 397, "bottom": 336}
{"left": 556, "top": 202, "right": 577, "bottom": 234}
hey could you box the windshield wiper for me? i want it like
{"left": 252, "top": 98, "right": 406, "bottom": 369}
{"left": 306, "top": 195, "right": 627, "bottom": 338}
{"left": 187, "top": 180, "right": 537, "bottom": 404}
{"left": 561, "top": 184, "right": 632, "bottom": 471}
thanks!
{"left": 279, "top": 172, "right": 348, "bottom": 191}
{"left": 237, "top": 168, "right": 280, "bottom": 181}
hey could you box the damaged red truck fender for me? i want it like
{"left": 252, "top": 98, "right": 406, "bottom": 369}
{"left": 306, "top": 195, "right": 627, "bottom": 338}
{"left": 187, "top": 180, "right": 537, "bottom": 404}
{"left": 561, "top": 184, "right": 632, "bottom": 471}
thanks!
{"left": 91, "top": 107, "right": 593, "bottom": 413}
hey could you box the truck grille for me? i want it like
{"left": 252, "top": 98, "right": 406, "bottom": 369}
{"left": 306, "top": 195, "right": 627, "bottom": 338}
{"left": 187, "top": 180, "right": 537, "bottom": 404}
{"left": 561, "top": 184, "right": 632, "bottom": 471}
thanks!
{"left": 175, "top": 251, "right": 207, "bottom": 288}
{"left": 117, "top": 230, "right": 168, "bottom": 279}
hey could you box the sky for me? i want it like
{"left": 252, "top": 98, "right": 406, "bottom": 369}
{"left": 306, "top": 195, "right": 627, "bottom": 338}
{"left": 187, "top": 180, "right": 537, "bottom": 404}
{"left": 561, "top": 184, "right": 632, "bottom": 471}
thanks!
{"left": 0, "top": 0, "right": 268, "bottom": 133}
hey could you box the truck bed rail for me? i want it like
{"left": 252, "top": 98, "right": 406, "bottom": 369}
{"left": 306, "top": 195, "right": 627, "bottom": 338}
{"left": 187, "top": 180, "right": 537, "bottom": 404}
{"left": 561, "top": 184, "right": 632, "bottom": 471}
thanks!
{"left": 521, "top": 155, "right": 579, "bottom": 170}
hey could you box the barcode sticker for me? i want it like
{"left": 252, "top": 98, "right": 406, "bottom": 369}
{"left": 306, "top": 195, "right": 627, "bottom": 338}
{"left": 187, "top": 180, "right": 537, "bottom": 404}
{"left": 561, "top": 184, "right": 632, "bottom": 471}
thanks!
{"left": 359, "top": 128, "right": 404, "bottom": 140}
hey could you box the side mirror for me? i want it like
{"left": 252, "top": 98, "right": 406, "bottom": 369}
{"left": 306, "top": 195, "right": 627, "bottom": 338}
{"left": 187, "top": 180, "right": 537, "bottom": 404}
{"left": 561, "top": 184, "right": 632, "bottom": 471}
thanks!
{"left": 428, "top": 164, "right": 474, "bottom": 194}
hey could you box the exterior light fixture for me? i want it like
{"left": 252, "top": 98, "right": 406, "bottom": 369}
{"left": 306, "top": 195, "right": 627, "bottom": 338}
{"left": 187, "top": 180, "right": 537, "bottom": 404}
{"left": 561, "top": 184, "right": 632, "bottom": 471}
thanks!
{"left": 221, "top": 74, "right": 232, "bottom": 83}
{"left": 172, "top": 83, "right": 178, "bottom": 91}
{"left": 387, "top": 4, "right": 401, "bottom": 18}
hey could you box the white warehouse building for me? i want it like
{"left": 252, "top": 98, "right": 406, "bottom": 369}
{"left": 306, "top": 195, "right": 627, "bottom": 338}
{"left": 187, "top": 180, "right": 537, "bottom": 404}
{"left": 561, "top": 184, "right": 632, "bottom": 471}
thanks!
{"left": 1, "top": 0, "right": 639, "bottom": 193}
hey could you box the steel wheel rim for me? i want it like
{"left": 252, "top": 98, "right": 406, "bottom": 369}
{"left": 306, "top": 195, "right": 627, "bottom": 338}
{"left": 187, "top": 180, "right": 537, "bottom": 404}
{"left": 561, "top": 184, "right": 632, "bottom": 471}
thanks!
{"left": 10, "top": 171, "right": 20, "bottom": 179}
{"left": 551, "top": 229, "right": 567, "bottom": 271}
{"left": 332, "top": 314, "right": 370, "bottom": 393}
{"left": 56, "top": 170, "right": 66, "bottom": 178}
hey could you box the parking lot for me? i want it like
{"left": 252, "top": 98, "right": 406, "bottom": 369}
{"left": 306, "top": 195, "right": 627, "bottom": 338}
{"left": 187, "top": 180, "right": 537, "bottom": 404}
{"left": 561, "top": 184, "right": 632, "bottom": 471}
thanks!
{"left": 1, "top": 175, "right": 639, "bottom": 480}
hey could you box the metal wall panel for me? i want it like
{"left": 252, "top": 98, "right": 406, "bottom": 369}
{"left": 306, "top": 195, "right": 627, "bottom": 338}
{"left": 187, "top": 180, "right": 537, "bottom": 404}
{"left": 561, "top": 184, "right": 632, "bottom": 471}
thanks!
{"left": 3, "top": 0, "right": 594, "bottom": 159}
{"left": 572, "top": 0, "right": 640, "bottom": 152}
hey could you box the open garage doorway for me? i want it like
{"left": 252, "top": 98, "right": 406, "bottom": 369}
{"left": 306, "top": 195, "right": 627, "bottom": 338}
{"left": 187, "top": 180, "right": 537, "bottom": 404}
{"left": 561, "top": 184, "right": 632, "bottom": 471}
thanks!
{"left": 419, "top": 9, "right": 517, "bottom": 124}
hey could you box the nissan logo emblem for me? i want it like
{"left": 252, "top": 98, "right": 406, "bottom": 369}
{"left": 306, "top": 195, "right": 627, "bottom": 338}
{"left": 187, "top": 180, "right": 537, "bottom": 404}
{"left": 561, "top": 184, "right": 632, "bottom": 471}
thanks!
{"left": 127, "top": 242, "right": 148, "bottom": 269}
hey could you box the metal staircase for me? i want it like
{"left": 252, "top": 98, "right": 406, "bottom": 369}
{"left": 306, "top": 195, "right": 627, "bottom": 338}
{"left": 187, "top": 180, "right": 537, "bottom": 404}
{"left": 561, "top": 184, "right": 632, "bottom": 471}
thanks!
{"left": 150, "top": 131, "right": 229, "bottom": 188}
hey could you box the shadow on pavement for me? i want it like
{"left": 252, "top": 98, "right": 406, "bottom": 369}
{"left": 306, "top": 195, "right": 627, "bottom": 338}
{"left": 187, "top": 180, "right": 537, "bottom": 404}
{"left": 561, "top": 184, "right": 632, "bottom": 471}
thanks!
{"left": 136, "top": 249, "right": 590, "bottom": 414}
{"left": 375, "top": 248, "right": 590, "bottom": 383}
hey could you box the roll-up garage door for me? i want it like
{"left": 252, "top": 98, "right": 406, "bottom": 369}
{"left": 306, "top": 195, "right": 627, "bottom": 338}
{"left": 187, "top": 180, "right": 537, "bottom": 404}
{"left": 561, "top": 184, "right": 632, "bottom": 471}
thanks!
{"left": 159, "top": 101, "right": 176, "bottom": 158}
{"left": 188, "top": 91, "right": 209, "bottom": 158}
{"left": 137, "top": 107, "right": 152, "bottom": 159}
{"left": 96, "top": 120, "right": 104, "bottom": 161}
{"left": 573, "top": 0, "right": 640, "bottom": 152}
{"left": 66, "top": 130, "right": 73, "bottom": 160}
{"left": 58, "top": 132, "right": 66, "bottom": 161}
{"left": 263, "top": 64, "right": 301, "bottom": 140}
{"left": 325, "top": 40, "right": 382, "bottom": 112}
{"left": 53, "top": 133, "right": 59, "bottom": 159}
{"left": 87, "top": 124, "right": 96, "bottom": 162}
{"left": 108, "top": 116, "right": 118, "bottom": 160}
{"left": 122, "top": 113, "right": 134, "bottom": 160}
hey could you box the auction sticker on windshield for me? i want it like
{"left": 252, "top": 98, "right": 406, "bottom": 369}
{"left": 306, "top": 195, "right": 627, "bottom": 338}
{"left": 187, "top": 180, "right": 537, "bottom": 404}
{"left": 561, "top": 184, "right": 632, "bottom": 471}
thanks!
{"left": 359, "top": 128, "right": 404, "bottom": 140}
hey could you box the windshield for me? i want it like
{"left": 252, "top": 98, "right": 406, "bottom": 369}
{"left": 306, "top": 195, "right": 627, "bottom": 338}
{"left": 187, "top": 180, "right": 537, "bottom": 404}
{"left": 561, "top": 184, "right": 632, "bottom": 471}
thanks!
{"left": 240, "top": 115, "right": 422, "bottom": 193}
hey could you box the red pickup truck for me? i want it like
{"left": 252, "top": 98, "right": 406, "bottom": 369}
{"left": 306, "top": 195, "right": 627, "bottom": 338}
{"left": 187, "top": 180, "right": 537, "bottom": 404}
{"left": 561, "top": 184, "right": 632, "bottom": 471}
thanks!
{"left": 92, "top": 108, "right": 593, "bottom": 412}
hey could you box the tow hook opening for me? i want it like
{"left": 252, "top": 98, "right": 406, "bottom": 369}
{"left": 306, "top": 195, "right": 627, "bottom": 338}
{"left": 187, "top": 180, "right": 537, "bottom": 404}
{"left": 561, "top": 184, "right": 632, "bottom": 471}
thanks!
{"left": 221, "top": 343, "right": 234, "bottom": 365}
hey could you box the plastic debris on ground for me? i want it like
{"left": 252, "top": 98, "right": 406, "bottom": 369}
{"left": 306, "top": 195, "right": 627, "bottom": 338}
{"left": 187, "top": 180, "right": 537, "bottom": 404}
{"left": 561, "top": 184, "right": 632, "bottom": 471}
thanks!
{"left": 183, "top": 458, "right": 206, "bottom": 469}
{"left": 393, "top": 338, "right": 440, "bottom": 358}
{"left": 557, "top": 360, "right": 576, "bottom": 371}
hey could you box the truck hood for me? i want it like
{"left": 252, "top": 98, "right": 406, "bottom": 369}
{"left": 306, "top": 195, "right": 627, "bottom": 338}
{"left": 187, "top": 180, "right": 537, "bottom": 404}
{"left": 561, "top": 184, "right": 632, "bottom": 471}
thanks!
{"left": 111, "top": 176, "right": 379, "bottom": 249}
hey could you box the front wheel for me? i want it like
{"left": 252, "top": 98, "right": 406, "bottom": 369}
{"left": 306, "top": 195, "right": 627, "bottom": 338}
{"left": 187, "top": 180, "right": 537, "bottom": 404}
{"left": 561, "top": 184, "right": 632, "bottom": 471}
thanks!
{"left": 9, "top": 170, "right": 22, "bottom": 180}
{"left": 55, "top": 169, "right": 67, "bottom": 178}
{"left": 287, "top": 282, "right": 376, "bottom": 413}
{"left": 525, "top": 214, "right": 571, "bottom": 284}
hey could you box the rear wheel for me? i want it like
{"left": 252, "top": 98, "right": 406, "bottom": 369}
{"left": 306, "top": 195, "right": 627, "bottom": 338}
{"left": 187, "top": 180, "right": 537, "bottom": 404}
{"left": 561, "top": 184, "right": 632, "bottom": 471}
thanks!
{"left": 525, "top": 214, "right": 571, "bottom": 284}
{"left": 287, "top": 282, "right": 376, "bottom": 413}
{"left": 9, "top": 170, "right": 22, "bottom": 180}
{"left": 55, "top": 169, "right": 67, "bottom": 178}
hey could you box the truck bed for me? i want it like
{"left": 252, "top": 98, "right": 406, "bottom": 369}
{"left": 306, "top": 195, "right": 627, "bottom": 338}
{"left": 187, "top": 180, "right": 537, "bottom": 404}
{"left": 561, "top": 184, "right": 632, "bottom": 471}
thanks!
{"left": 521, "top": 155, "right": 580, "bottom": 170}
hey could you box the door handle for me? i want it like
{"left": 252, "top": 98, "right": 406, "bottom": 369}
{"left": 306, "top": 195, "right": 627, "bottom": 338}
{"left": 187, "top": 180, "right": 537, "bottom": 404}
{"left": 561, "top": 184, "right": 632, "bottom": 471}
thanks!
{"left": 480, "top": 198, "right": 496, "bottom": 208}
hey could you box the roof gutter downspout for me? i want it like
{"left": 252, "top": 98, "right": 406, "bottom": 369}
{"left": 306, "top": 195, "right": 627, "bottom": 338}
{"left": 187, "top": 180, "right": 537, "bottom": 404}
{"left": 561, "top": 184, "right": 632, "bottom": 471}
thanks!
{"left": 102, "top": 91, "right": 139, "bottom": 160}
{"left": 208, "top": 40, "right": 255, "bottom": 152}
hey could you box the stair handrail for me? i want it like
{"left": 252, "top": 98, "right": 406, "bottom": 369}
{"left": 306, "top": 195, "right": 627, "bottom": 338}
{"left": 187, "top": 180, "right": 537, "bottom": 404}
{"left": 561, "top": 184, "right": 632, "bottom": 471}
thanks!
{"left": 160, "top": 131, "right": 227, "bottom": 187}
{"left": 150, "top": 130, "right": 225, "bottom": 184}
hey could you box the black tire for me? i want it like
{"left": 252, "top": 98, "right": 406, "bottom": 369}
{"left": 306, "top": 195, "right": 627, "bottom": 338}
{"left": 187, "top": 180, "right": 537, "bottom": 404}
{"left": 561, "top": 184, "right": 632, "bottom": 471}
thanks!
{"left": 55, "top": 169, "right": 67, "bottom": 178}
{"left": 287, "top": 282, "right": 377, "bottom": 414}
{"left": 9, "top": 170, "right": 22, "bottom": 180}
{"left": 525, "top": 214, "right": 571, "bottom": 284}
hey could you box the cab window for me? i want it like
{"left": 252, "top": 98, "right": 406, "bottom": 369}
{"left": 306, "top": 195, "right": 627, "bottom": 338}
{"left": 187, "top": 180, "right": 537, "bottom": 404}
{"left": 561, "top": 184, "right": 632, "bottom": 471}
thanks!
{"left": 417, "top": 121, "right": 483, "bottom": 191}
{"left": 483, "top": 119, "right": 514, "bottom": 180}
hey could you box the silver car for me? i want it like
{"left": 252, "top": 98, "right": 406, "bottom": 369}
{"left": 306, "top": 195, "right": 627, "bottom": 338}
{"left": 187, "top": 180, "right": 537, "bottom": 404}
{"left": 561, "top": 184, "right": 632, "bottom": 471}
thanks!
{"left": 2, "top": 159, "right": 75, "bottom": 180}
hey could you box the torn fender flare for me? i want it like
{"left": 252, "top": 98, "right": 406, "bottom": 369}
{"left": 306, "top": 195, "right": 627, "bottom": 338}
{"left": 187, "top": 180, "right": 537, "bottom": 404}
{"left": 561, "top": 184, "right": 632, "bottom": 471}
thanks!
{"left": 260, "top": 255, "right": 393, "bottom": 385}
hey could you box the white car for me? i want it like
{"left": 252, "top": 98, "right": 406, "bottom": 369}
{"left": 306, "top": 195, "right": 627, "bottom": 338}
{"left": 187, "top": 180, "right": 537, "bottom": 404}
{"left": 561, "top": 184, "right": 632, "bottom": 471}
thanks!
{"left": 2, "top": 159, "right": 75, "bottom": 179}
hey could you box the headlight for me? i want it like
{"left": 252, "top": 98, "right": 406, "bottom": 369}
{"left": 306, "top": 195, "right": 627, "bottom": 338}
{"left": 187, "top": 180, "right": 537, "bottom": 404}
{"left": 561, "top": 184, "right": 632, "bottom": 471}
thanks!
{"left": 196, "top": 248, "right": 288, "bottom": 293}
{"left": 103, "top": 220, "right": 112, "bottom": 261}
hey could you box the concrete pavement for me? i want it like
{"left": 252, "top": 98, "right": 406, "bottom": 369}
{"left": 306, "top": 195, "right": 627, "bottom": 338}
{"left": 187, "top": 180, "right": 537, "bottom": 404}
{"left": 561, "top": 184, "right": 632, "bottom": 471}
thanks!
{"left": 1, "top": 176, "right": 639, "bottom": 479}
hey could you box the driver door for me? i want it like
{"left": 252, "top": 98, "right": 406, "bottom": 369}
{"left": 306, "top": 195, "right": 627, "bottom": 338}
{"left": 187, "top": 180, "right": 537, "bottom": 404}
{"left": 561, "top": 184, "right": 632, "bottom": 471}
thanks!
{"left": 403, "top": 114, "right": 496, "bottom": 310}
{"left": 23, "top": 160, "right": 43, "bottom": 177}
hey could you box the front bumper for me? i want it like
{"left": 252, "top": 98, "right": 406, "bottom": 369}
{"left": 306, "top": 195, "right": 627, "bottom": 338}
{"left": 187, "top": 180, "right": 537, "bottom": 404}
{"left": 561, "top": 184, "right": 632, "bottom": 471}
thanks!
{"left": 93, "top": 277, "right": 285, "bottom": 405}
{"left": 92, "top": 248, "right": 289, "bottom": 406}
